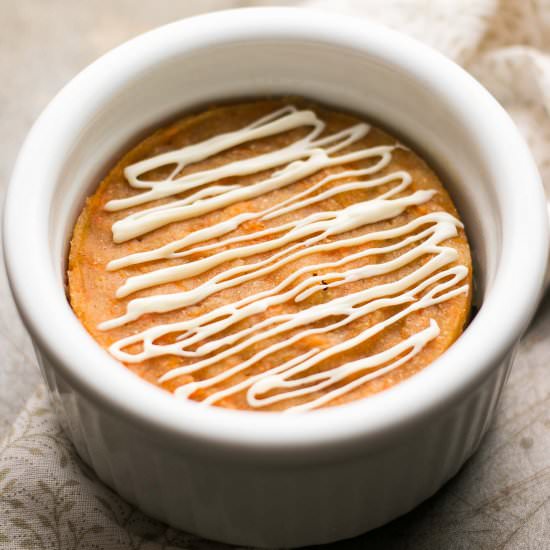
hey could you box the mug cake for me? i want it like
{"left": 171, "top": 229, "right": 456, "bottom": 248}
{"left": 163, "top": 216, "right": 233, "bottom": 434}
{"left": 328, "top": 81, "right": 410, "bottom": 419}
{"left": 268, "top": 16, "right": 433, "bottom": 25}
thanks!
{"left": 68, "top": 98, "right": 472, "bottom": 412}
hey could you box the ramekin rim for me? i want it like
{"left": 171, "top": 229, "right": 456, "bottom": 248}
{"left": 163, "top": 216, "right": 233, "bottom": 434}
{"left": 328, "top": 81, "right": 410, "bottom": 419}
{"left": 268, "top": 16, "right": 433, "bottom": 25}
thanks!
{"left": 3, "top": 7, "right": 548, "bottom": 457}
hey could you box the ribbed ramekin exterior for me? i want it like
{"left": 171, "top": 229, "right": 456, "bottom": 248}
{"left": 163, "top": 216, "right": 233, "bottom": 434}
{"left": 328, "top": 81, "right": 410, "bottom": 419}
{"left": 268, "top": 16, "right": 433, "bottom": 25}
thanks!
{"left": 34, "top": 345, "right": 515, "bottom": 548}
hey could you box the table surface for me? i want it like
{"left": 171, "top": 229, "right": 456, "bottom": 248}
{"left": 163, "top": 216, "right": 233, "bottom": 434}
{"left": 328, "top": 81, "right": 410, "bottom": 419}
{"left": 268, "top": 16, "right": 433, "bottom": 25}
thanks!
{"left": 2, "top": 2, "right": 550, "bottom": 549}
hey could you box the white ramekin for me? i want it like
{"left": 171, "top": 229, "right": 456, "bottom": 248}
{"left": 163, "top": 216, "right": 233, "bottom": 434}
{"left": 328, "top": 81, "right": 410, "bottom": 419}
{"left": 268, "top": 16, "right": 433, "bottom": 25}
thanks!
{"left": 3, "top": 8, "right": 549, "bottom": 547}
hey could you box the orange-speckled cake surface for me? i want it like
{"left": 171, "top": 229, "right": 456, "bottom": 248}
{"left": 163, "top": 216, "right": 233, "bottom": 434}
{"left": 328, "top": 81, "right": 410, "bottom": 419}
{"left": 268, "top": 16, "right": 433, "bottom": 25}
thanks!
{"left": 68, "top": 98, "right": 472, "bottom": 412}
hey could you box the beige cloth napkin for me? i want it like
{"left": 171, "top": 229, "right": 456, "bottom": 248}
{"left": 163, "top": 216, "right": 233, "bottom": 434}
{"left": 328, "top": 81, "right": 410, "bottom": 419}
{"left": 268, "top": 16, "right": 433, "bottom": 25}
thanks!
{"left": 3, "top": 1, "right": 550, "bottom": 548}
{"left": 307, "top": 0, "right": 550, "bottom": 203}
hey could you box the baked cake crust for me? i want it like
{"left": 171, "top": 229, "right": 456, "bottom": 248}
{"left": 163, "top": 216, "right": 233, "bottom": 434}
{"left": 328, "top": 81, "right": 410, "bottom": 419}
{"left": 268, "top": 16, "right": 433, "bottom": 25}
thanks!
{"left": 68, "top": 98, "right": 472, "bottom": 412}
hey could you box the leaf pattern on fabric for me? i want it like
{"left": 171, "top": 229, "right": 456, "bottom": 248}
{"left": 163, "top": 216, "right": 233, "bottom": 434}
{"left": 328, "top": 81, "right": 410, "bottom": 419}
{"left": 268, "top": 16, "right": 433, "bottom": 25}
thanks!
{"left": 0, "top": 387, "right": 242, "bottom": 550}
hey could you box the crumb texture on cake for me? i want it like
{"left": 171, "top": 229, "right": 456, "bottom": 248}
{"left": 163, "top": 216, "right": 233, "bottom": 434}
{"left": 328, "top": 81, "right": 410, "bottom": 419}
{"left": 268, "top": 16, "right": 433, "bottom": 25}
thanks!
{"left": 68, "top": 98, "right": 472, "bottom": 412}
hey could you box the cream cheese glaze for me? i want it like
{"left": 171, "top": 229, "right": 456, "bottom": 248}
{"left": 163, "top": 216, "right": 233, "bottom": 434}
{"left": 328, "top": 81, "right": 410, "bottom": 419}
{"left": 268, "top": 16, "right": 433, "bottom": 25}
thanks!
{"left": 97, "top": 105, "right": 470, "bottom": 412}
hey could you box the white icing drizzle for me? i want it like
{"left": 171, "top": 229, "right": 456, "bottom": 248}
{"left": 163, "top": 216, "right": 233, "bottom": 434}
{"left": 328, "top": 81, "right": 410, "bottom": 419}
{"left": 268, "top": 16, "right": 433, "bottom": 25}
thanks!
{"left": 99, "top": 105, "right": 469, "bottom": 412}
